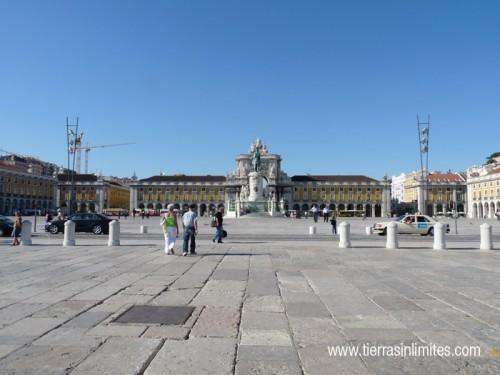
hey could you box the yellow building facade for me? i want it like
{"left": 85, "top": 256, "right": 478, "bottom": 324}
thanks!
{"left": 467, "top": 165, "right": 500, "bottom": 218}
{"left": 130, "top": 175, "right": 226, "bottom": 217}
{"left": 57, "top": 174, "right": 130, "bottom": 213}
{"left": 0, "top": 162, "right": 57, "bottom": 214}
{"left": 290, "top": 175, "right": 390, "bottom": 217}
{"left": 400, "top": 171, "right": 467, "bottom": 215}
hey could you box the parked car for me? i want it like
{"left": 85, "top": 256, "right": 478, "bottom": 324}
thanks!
{"left": 45, "top": 213, "right": 111, "bottom": 235}
{"left": 0, "top": 215, "right": 14, "bottom": 237}
{"left": 373, "top": 214, "right": 450, "bottom": 236}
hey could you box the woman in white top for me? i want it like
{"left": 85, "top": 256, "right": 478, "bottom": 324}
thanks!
{"left": 160, "top": 204, "right": 179, "bottom": 254}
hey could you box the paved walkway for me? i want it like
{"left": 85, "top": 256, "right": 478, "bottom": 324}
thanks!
{"left": 0, "top": 218, "right": 500, "bottom": 374}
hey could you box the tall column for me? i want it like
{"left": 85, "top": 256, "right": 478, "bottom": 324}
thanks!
{"left": 466, "top": 182, "right": 474, "bottom": 218}
{"left": 98, "top": 187, "right": 104, "bottom": 214}
{"left": 371, "top": 204, "right": 375, "bottom": 218}
{"left": 129, "top": 186, "right": 137, "bottom": 212}
{"left": 382, "top": 183, "right": 391, "bottom": 217}
{"left": 55, "top": 184, "right": 60, "bottom": 209}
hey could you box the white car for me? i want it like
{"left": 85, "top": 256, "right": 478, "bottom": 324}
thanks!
{"left": 373, "top": 214, "right": 449, "bottom": 236}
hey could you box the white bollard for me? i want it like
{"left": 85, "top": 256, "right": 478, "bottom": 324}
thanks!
{"left": 480, "top": 223, "right": 493, "bottom": 250}
{"left": 433, "top": 222, "right": 446, "bottom": 250}
{"left": 365, "top": 226, "right": 373, "bottom": 235}
{"left": 108, "top": 220, "right": 120, "bottom": 246}
{"left": 20, "top": 220, "right": 32, "bottom": 246}
{"left": 63, "top": 220, "right": 76, "bottom": 246}
{"left": 309, "top": 225, "right": 316, "bottom": 235}
{"left": 140, "top": 225, "right": 148, "bottom": 234}
{"left": 338, "top": 222, "right": 351, "bottom": 248}
{"left": 386, "top": 221, "right": 398, "bottom": 249}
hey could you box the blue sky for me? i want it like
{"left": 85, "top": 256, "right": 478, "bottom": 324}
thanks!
{"left": 1, "top": 0, "right": 498, "bottom": 179}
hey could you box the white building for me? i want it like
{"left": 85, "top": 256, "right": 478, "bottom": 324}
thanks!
{"left": 391, "top": 173, "right": 405, "bottom": 203}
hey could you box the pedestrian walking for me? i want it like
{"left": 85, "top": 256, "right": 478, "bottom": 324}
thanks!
{"left": 118, "top": 211, "right": 121, "bottom": 220}
{"left": 141, "top": 210, "right": 145, "bottom": 220}
{"left": 312, "top": 205, "right": 319, "bottom": 223}
{"left": 212, "top": 206, "right": 224, "bottom": 243}
{"left": 132, "top": 210, "right": 136, "bottom": 220}
{"left": 330, "top": 215, "right": 337, "bottom": 235}
{"left": 322, "top": 207, "right": 329, "bottom": 222}
{"left": 146, "top": 211, "right": 150, "bottom": 219}
{"left": 12, "top": 212, "right": 22, "bottom": 246}
{"left": 161, "top": 204, "right": 179, "bottom": 255}
{"left": 182, "top": 204, "right": 198, "bottom": 256}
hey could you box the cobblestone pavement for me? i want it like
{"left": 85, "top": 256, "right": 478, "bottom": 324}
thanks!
{"left": 0, "top": 217, "right": 499, "bottom": 374}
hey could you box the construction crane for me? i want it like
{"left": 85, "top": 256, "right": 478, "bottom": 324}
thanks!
{"left": 77, "top": 142, "right": 136, "bottom": 174}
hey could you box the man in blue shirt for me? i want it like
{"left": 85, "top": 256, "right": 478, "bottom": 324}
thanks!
{"left": 182, "top": 204, "right": 198, "bottom": 256}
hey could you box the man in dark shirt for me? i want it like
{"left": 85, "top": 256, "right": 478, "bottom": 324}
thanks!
{"left": 212, "top": 207, "right": 224, "bottom": 243}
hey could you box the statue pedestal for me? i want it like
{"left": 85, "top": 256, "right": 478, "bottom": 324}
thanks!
{"left": 248, "top": 172, "right": 263, "bottom": 202}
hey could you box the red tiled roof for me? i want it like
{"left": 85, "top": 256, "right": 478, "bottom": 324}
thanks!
{"left": 291, "top": 175, "right": 378, "bottom": 183}
{"left": 58, "top": 174, "right": 98, "bottom": 182}
{"left": 140, "top": 175, "right": 226, "bottom": 183}
{"left": 427, "top": 173, "right": 465, "bottom": 182}
{"left": 0, "top": 161, "right": 26, "bottom": 173}
{"left": 488, "top": 167, "right": 500, "bottom": 175}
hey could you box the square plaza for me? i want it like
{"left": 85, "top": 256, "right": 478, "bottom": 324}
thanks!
{"left": 0, "top": 216, "right": 499, "bottom": 374}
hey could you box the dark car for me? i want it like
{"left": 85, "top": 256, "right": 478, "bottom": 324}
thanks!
{"left": 45, "top": 213, "right": 111, "bottom": 235}
{"left": 0, "top": 215, "right": 14, "bottom": 237}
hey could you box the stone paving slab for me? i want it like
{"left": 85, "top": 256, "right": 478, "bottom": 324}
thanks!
{"left": 31, "top": 300, "right": 98, "bottom": 319}
{"left": 298, "top": 344, "right": 371, "bottom": 375}
{"left": 0, "top": 303, "right": 50, "bottom": 328}
{"left": 71, "top": 337, "right": 161, "bottom": 375}
{"left": 191, "top": 280, "right": 245, "bottom": 307}
{"left": 0, "top": 317, "right": 65, "bottom": 337}
{"left": 235, "top": 359, "right": 302, "bottom": 375}
{"left": 63, "top": 311, "right": 111, "bottom": 328}
{"left": 191, "top": 306, "right": 240, "bottom": 338}
{"left": 149, "top": 288, "right": 200, "bottom": 306}
{"left": 86, "top": 323, "right": 147, "bottom": 338}
{"left": 144, "top": 337, "right": 236, "bottom": 375}
{"left": 240, "top": 329, "right": 293, "bottom": 346}
{"left": 242, "top": 295, "right": 284, "bottom": 313}
{"left": 0, "top": 345, "right": 22, "bottom": 360}
{"left": 240, "top": 311, "right": 289, "bottom": 330}
{"left": 32, "top": 327, "right": 104, "bottom": 348}
{"left": 142, "top": 325, "right": 190, "bottom": 340}
{"left": 0, "top": 345, "right": 93, "bottom": 374}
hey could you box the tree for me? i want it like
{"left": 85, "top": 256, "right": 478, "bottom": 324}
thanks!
{"left": 486, "top": 152, "right": 500, "bottom": 164}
